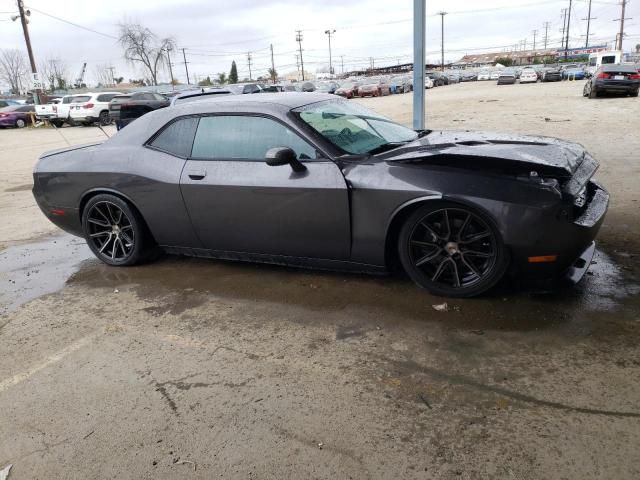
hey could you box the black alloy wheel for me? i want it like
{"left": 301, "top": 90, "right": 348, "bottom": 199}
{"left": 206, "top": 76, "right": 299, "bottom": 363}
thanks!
{"left": 398, "top": 203, "right": 509, "bottom": 297}
{"left": 99, "top": 111, "right": 111, "bottom": 126}
{"left": 82, "top": 194, "right": 148, "bottom": 266}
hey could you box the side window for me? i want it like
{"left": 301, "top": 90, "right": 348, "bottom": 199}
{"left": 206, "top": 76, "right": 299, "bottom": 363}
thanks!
{"left": 18, "top": 106, "right": 33, "bottom": 112}
{"left": 149, "top": 117, "right": 199, "bottom": 158}
{"left": 97, "top": 94, "right": 117, "bottom": 102}
{"left": 153, "top": 93, "right": 166, "bottom": 101}
{"left": 191, "top": 115, "right": 317, "bottom": 161}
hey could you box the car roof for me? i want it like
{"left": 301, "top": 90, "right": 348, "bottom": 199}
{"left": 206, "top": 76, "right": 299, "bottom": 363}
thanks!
{"left": 172, "top": 92, "right": 334, "bottom": 110}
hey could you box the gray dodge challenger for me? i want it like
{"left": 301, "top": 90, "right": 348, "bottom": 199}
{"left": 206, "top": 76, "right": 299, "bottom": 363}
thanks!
{"left": 33, "top": 93, "right": 609, "bottom": 297}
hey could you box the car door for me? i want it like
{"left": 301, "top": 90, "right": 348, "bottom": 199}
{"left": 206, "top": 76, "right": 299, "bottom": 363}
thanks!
{"left": 179, "top": 114, "right": 351, "bottom": 260}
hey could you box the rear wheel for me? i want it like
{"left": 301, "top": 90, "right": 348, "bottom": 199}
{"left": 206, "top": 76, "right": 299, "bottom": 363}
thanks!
{"left": 588, "top": 83, "right": 598, "bottom": 99}
{"left": 82, "top": 194, "right": 150, "bottom": 266}
{"left": 631, "top": 89, "right": 639, "bottom": 97}
{"left": 99, "top": 111, "right": 111, "bottom": 126}
{"left": 50, "top": 119, "right": 63, "bottom": 128}
{"left": 398, "top": 203, "right": 509, "bottom": 297}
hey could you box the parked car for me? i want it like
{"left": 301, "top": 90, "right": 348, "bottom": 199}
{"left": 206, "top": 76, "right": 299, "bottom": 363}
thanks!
{"left": 0, "top": 104, "right": 35, "bottom": 128}
{"left": 477, "top": 70, "right": 492, "bottom": 81}
{"left": 519, "top": 68, "right": 539, "bottom": 84}
{"left": 300, "top": 81, "right": 316, "bottom": 92}
{"left": 32, "top": 93, "right": 609, "bottom": 298}
{"left": 358, "top": 78, "right": 390, "bottom": 97}
{"left": 460, "top": 72, "right": 477, "bottom": 82}
{"left": 0, "top": 99, "right": 20, "bottom": 108}
{"left": 34, "top": 94, "right": 79, "bottom": 127}
{"left": 562, "top": 68, "right": 586, "bottom": 80}
{"left": 109, "top": 92, "right": 170, "bottom": 129}
{"left": 446, "top": 72, "right": 461, "bottom": 84}
{"left": 389, "top": 76, "right": 411, "bottom": 93}
{"left": 316, "top": 81, "right": 339, "bottom": 94}
{"left": 490, "top": 70, "right": 501, "bottom": 81}
{"left": 426, "top": 71, "right": 449, "bottom": 86}
{"left": 541, "top": 68, "right": 562, "bottom": 82}
{"left": 424, "top": 76, "right": 434, "bottom": 89}
{"left": 335, "top": 81, "right": 360, "bottom": 98}
{"left": 497, "top": 70, "right": 517, "bottom": 85}
{"left": 69, "top": 92, "right": 121, "bottom": 126}
{"left": 583, "top": 64, "right": 640, "bottom": 98}
{"left": 35, "top": 97, "right": 62, "bottom": 123}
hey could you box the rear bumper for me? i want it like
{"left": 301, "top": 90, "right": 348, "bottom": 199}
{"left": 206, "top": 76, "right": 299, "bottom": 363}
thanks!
{"left": 69, "top": 115, "right": 97, "bottom": 123}
{"left": 594, "top": 80, "right": 639, "bottom": 93}
{"left": 32, "top": 176, "right": 83, "bottom": 237}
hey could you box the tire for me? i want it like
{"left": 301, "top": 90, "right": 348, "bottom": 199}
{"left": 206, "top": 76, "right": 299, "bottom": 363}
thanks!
{"left": 631, "top": 89, "right": 639, "bottom": 97}
{"left": 99, "top": 111, "right": 111, "bottom": 126}
{"left": 51, "top": 119, "right": 63, "bottom": 128}
{"left": 588, "top": 84, "right": 598, "bottom": 99}
{"left": 82, "top": 194, "right": 151, "bottom": 266}
{"left": 398, "top": 202, "right": 509, "bottom": 298}
{"left": 15, "top": 118, "right": 26, "bottom": 128}
{"left": 583, "top": 83, "right": 589, "bottom": 97}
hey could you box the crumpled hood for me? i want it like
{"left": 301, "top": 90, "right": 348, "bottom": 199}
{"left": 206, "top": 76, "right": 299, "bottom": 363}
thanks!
{"left": 385, "top": 130, "right": 589, "bottom": 175}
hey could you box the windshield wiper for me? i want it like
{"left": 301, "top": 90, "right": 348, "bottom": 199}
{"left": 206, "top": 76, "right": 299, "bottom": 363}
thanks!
{"left": 417, "top": 129, "right": 433, "bottom": 138}
{"left": 366, "top": 141, "right": 411, "bottom": 155}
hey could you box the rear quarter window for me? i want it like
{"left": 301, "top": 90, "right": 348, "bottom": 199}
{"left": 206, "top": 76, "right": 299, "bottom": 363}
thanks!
{"left": 97, "top": 94, "right": 118, "bottom": 102}
{"left": 148, "top": 117, "right": 199, "bottom": 158}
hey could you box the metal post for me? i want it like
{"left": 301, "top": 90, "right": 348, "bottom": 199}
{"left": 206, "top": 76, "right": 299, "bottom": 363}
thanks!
{"left": 325, "top": 29, "right": 336, "bottom": 76}
{"left": 413, "top": 0, "right": 425, "bottom": 130}
{"left": 181, "top": 48, "right": 190, "bottom": 85}
{"left": 270, "top": 44, "right": 276, "bottom": 84}
{"left": 247, "top": 52, "right": 252, "bottom": 80}
{"left": 565, "top": 0, "right": 573, "bottom": 58}
{"left": 438, "top": 12, "right": 447, "bottom": 72}
{"left": 17, "top": 0, "right": 40, "bottom": 104}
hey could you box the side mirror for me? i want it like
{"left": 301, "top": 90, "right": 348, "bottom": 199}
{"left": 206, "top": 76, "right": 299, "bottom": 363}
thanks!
{"left": 265, "top": 147, "right": 306, "bottom": 172}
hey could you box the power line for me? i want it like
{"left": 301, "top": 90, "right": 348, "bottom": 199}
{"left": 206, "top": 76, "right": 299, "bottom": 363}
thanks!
{"left": 27, "top": 6, "right": 118, "bottom": 39}
{"left": 582, "top": 0, "right": 597, "bottom": 47}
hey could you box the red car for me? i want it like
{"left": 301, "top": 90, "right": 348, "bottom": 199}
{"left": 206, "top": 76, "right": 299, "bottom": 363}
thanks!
{"left": 357, "top": 78, "right": 391, "bottom": 97}
{"left": 0, "top": 104, "right": 35, "bottom": 128}
{"left": 335, "top": 81, "right": 361, "bottom": 99}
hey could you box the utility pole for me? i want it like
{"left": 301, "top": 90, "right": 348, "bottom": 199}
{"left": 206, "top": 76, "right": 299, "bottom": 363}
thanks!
{"left": 181, "top": 48, "right": 190, "bottom": 85}
{"left": 438, "top": 12, "right": 447, "bottom": 72}
{"left": 582, "top": 0, "right": 596, "bottom": 47}
{"left": 532, "top": 29, "right": 538, "bottom": 51}
{"left": 166, "top": 47, "right": 175, "bottom": 90}
{"left": 340, "top": 55, "right": 344, "bottom": 74}
{"left": 107, "top": 66, "right": 116, "bottom": 87}
{"left": 369, "top": 57, "right": 375, "bottom": 71}
{"left": 295, "top": 30, "right": 305, "bottom": 81}
{"left": 16, "top": 0, "right": 40, "bottom": 103}
{"left": 269, "top": 44, "right": 276, "bottom": 84}
{"left": 543, "top": 22, "right": 551, "bottom": 49}
{"left": 295, "top": 54, "right": 300, "bottom": 81}
{"left": 560, "top": 8, "right": 568, "bottom": 52}
{"left": 614, "top": 0, "right": 631, "bottom": 51}
{"left": 324, "top": 29, "right": 336, "bottom": 76}
{"left": 247, "top": 52, "right": 252, "bottom": 80}
{"left": 565, "top": 0, "right": 573, "bottom": 58}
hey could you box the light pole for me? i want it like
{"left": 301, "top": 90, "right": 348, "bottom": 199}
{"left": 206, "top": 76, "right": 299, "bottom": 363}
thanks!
{"left": 325, "top": 29, "right": 336, "bottom": 76}
{"left": 438, "top": 12, "right": 447, "bottom": 72}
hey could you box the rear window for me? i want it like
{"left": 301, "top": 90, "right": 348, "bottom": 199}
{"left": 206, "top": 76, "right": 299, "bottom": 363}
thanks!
{"left": 602, "top": 64, "right": 636, "bottom": 73}
{"left": 71, "top": 96, "right": 91, "bottom": 103}
{"left": 112, "top": 95, "right": 131, "bottom": 102}
{"left": 602, "top": 56, "right": 616, "bottom": 65}
{"left": 97, "top": 94, "right": 118, "bottom": 102}
{"left": 148, "top": 117, "right": 199, "bottom": 158}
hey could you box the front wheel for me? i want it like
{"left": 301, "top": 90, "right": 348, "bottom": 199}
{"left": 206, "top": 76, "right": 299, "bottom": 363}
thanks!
{"left": 15, "top": 118, "right": 26, "bottom": 128}
{"left": 398, "top": 203, "right": 509, "bottom": 297}
{"left": 82, "top": 194, "right": 150, "bottom": 266}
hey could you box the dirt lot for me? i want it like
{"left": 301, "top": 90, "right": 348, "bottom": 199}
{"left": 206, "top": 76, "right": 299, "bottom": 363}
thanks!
{"left": 1, "top": 80, "right": 639, "bottom": 479}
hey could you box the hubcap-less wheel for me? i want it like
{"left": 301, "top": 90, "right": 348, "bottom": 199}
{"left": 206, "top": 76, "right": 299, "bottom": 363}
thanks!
{"left": 408, "top": 208, "right": 497, "bottom": 289}
{"left": 99, "top": 111, "right": 111, "bottom": 126}
{"left": 86, "top": 201, "right": 135, "bottom": 262}
{"left": 16, "top": 119, "right": 25, "bottom": 128}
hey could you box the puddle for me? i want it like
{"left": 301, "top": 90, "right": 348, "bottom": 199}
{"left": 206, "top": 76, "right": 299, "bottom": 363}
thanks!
{"left": 1, "top": 234, "right": 638, "bottom": 334}
{"left": 0, "top": 234, "right": 94, "bottom": 314}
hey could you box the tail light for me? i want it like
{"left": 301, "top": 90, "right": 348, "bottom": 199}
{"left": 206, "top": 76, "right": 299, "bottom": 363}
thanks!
{"left": 0, "top": 113, "right": 7, "bottom": 118}
{"left": 596, "top": 72, "right": 610, "bottom": 79}
{"left": 82, "top": 103, "right": 94, "bottom": 109}
{"left": 630, "top": 73, "right": 640, "bottom": 80}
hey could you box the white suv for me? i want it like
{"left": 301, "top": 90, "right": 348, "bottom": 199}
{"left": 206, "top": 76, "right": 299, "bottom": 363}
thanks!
{"left": 69, "top": 92, "right": 120, "bottom": 126}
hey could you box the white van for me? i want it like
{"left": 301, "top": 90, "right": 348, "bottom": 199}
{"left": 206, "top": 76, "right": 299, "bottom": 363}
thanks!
{"left": 586, "top": 51, "right": 622, "bottom": 76}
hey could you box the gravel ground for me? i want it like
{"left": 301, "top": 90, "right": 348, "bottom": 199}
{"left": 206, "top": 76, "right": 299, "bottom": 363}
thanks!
{"left": 0, "top": 80, "right": 639, "bottom": 480}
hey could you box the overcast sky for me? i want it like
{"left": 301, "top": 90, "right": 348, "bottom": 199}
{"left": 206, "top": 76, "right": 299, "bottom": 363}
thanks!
{"left": 1, "top": 0, "right": 638, "bottom": 86}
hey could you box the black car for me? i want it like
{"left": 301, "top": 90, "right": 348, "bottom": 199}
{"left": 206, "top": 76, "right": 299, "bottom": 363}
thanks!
{"left": 109, "top": 92, "right": 170, "bottom": 129}
{"left": 426, "top": 71, "right": 449, "bottom": 86}
{"left": 541, "top": 68, "right": 562, "bottom": 82}
{"left": 32, "top": 93, "right": 608, "bottom": 298}
{"left": 583, "top": 64, "right": 640, "bottom": 98}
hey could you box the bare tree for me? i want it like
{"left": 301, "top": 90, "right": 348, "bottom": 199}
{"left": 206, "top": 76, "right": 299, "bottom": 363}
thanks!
{"left": 93, "top": 63, "right": 114, "bottom": 87}
{"left": 40, "top": 56, "right": 69, "bottom": 92}
{"left": 0, "top": 49, "right": 29, "bottom": 94}
{"left": 118, "top": 22, "right": 174, "bottom": 86}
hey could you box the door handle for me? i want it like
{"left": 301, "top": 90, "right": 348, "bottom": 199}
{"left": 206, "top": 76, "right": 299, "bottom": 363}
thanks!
{"left": 187, "top": 170, "right": 206, "bottom": 180}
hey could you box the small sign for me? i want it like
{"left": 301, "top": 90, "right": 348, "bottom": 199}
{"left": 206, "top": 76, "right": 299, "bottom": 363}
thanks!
{"left": 30, "top": 72, "right": 43, "bottom": 90}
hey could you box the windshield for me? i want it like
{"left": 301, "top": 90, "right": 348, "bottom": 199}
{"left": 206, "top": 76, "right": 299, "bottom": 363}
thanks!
{"left": 294, "top": 99, "right": 418, "bottom": 155}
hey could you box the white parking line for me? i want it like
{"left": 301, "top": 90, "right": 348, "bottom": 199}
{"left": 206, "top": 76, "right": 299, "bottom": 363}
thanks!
{"left": 0, "top": 333, "right": 97, "bottom": 393}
